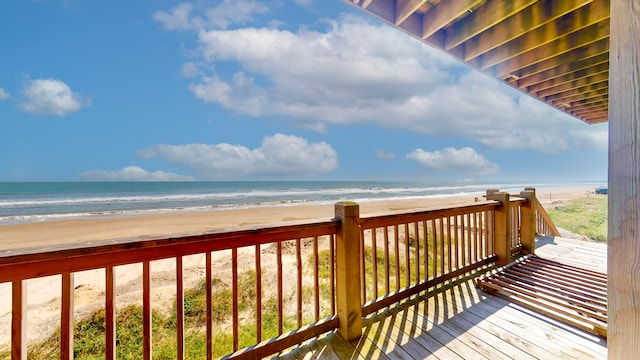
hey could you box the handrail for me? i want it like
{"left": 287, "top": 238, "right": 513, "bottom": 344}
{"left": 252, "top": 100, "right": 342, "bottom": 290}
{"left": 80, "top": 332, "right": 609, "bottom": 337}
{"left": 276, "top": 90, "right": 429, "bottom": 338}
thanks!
{"left": 0, "top": 220, "right": 339, "bottom": 281}
{"left": 534, "top": 198, "right": 561, "bottom": 236}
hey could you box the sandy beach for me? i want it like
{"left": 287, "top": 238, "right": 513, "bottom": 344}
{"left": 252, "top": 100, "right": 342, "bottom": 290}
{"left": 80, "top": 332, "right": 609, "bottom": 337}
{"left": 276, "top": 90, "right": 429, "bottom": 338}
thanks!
{"left": 0, "top": 185, "right": 596, "bottom": 349}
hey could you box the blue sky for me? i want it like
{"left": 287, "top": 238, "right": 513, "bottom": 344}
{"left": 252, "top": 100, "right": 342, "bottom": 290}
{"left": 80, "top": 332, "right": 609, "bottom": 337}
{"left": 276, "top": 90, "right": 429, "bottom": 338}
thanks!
{"left": 0, "top": 0, "right": 608, "bottom": 182}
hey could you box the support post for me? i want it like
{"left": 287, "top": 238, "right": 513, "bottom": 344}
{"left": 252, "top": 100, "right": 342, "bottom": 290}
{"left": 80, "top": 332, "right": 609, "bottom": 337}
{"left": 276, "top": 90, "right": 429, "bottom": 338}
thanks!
{"left": 609, "top": 0, "right": 640, "bottom": 356}
{"left": 486, "top": 191, "right": 511, "bottom": 266}
{"left": 519, "top": 188, "right": 536, "bottom": 255}
{"left": 334, "top": 201, "right": 362, "bottom": 341}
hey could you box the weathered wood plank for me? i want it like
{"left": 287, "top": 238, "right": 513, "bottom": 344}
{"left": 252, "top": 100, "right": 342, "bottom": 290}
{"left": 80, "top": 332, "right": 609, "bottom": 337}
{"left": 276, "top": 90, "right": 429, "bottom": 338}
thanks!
{"left": 608, "top": 0, "right": 640, "bottom": 356}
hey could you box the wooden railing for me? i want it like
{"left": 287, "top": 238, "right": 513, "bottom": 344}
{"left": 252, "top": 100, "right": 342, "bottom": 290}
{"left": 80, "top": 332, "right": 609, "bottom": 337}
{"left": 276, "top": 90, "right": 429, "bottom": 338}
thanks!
{"left": 0, "top": 188, "right": 548, "bottom": 359}
{"left": 534, "top": 198, "right": 561, "bottom": 236}
{"left": 358, "top": 202, "right": 498, "bottom": 316}
{"left": 1, "top": 221, "right": 340, "bottom": 360}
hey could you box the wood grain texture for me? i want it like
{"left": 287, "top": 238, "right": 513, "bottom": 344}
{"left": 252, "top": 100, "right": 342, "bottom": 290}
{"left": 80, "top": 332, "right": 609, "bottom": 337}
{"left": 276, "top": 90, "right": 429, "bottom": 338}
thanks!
{"left": 608, "top": 0, "right": 640, "bottom": 357}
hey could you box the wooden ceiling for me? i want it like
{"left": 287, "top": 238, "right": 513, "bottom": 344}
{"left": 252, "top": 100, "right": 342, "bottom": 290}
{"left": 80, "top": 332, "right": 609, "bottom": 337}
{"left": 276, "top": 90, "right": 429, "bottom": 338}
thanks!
{"left": 343, "top": 0, "right": 610, "bottom": 124}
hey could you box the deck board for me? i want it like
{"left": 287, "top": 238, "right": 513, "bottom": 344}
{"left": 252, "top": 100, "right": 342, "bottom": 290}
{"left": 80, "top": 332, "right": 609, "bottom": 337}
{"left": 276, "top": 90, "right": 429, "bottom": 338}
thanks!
{"left": 274, "top": 236, "right": 607, "bottom": 359}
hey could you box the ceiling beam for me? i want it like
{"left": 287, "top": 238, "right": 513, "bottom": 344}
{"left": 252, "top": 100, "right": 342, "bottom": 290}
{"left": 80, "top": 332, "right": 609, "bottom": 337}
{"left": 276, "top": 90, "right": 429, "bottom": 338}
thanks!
{"left": 567, "top": 94, "right": 609, "bottom": 107}
{"left": 517, "top": 57, "right": 609, "bottom": 92}
{"left": 421, "top": 0, "right": 483, "bottom": 39}
{"left": 444, "top": 0, "right": 538, "bottom": 50}
{"left": 355, "top": 0, "right": 396, "bottom": 22}
{"left": 550, "top": 88, "right": 608, "bottom": 105}
{"left": 546, "top": 82, "right": 608, "bottom": 102}
{"left": 575, "top": 114, "right": 608, "bottom": 124}
{"left": 517, "top": 54, "right": 609, "bottom": 88}
{"left": 460, "top": 0, "right": 592, "bottom": 60}
{"left": 475, "top": 1, "right": 609, "bottom": 69}
{"left": 570, "top": 99, "right": 609, "bottom": 112}
{"left": 395, "top": 0, "right": 427, "bottom": 25}
{"left": 534, "top": 72, "right": 609, "bottom": 97}
{"left": 487, "top": 19, "right": 610, "bottom": 75}
{"left": 573, "top": 106, "right": 609, "bottom": 117}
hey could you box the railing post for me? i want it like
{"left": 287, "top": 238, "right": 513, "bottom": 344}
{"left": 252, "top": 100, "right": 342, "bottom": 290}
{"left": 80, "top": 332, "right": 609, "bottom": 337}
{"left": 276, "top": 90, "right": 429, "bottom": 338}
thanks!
{"left": 486, "top": 191, "right": 511, "bottom": 266}
{"left": 334, "top": 201, "right": 362, "bottom": 341}
{"left": 520, "top": 188, "right": 537, "bottom": 255}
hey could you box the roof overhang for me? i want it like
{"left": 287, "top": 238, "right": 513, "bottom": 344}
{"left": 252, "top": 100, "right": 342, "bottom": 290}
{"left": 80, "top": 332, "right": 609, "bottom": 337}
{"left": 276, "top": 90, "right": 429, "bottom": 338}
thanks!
{"left": 343, "top": 0, "right": 610, "bottom": 124}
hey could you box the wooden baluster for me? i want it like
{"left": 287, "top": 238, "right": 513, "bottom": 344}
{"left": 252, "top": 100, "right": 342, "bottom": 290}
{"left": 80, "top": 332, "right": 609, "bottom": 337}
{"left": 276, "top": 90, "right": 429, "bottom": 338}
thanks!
{"left": 413, "top": 222, "right": 420, "bottom": 285}
{"left": 255, "top": 244, "right": 262, "bottom": 342}
{"left": 466, "top": 212, "right": 472, "bottom": 266}
{"left": 176, "top": 257, "right": 184, "bottom": 360}
{"left": 476, "top": 211, "right": 482, "bottom": 261}
{"left": 143, "top": 261, "right": 152, "bottom": 360}
{"left": 277, "top": 241, "right": 283, "bottom": 335}
{"left": 483, "top": 211, "right": 490, "bottom": 258}
{"left": 384, "top": 226, "right": 390, "bottom": 295}
{"left": 330, "top": 234, "right": 336, "bottom": 315}
{"left": 232, "top": 248, "right": 238, "bottom": 351}
{"left": 313, "top": 236, "right": 320, "bottom": 321}
{"left": 105, "top": 266, "right": 116, "bottom": 360}
{"left": 371, "top": 228, "right": 378, "bottom": 299}
{"left": 431, "top": 219, "right": 437, "bottom": 278}
{"left": 296, "top": 238, "right": 303, "bottom": 327}
{"left": 12, "top": 280, "right": 26, "bottom": 360}
{"left": 439, "top": 218, "right": 445, "bottom": 276}
{"left": 453, "top": 215, "right": 459, "bottom": 270}
{"left": 359, "top": 228, "right": 366, "bottom": 303}
{"left": 393, "top": 225, "right": 400, "bottom": 291}
{"left": 206, "top": 252, "right": 213, "bottom": 360}
{"left": 404, "top": 223, "right": 410, "bottom": 288}
{"left": 61, "top": 272, "right": 74, "bottom": 360}
{"left": 446, "top": 216, "right": 452, "bottom": 273}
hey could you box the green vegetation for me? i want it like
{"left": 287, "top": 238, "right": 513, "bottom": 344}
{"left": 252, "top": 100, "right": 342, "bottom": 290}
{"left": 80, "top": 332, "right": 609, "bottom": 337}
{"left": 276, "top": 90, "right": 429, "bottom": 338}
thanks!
{"left": 547, "top": 195, "right": 608, "bottom": 242}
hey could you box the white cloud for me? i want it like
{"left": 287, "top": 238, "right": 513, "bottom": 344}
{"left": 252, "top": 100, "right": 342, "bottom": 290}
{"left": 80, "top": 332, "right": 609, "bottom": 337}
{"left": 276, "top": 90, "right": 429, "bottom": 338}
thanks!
{"left": 375, "top": 149, "right": 395, "bottom": 159}
{"left": 154, "top": 1, "right": 268, "bottom": 31}
{"left": 0, "top": 87, "right": 9, "bottom": 100}
{"left": 294, "top": 0, "right": 314, "bottom": 7}
{"left": 137, "top": 133, "right": 338, "bottom": 179}
{"left": 156, "top": 7, "right": 606, "bottom": 153}
{"left": 19, "top": 78, "right": 90, "bottom": 116}
{"left": 80, "top": 166, "right": 193, "bottom": 181}
{"left": 406, "top": 147, "right": 499, "bottom": 176}
{"left": 154, "top": 3, "right": 198, "bottom": 31}
{"left": 568, "top": 122, "right": 609, "bottom": 152}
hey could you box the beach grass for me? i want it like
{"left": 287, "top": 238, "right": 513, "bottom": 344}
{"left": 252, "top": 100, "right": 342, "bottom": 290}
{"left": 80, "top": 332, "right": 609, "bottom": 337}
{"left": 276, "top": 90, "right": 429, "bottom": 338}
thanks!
{"left": 546, "top": 195, "right": 608, "bottom": 242}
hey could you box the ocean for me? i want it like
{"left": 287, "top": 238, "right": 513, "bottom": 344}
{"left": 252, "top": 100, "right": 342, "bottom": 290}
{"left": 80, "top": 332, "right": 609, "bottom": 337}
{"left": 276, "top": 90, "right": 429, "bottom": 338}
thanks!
{"left": 0, "top": 181, "right": 602, "bottom": 225}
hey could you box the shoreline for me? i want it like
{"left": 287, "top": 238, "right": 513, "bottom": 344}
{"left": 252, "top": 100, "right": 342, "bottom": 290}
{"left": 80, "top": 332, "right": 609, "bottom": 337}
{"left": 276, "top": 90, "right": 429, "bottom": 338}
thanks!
{"left": 0, "top": 185, "right": 596, "bottom": 349}
{"left": 0, "top": 186, "right": 594, "bottom": 252}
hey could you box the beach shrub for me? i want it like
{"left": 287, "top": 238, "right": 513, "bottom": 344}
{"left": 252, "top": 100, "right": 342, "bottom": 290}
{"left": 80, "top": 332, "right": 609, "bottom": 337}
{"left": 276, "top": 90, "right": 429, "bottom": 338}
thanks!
{"left": 547, "top": 195, "right": 608, "bottom": 241}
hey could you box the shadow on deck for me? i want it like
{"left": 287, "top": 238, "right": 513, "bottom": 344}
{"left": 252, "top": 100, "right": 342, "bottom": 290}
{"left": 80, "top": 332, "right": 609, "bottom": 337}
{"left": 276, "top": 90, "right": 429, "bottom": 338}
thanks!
{"left": 277, "top": 236, "right": 608, "bottom": 360}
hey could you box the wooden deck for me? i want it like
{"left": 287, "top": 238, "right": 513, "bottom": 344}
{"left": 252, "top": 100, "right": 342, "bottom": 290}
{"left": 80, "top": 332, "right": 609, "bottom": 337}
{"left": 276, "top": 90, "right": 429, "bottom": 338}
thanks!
{"left": 275, "top": 236, "right": 608, "bottom": 359}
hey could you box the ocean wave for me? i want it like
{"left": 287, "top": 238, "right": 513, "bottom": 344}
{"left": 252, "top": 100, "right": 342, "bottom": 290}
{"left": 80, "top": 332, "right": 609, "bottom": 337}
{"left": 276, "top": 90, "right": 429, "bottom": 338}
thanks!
{"left": 0, "top": 183, "right": 518, "bottom": 208}
{"left": 0, "top": 181, "right": 601, "bottom": 225}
